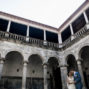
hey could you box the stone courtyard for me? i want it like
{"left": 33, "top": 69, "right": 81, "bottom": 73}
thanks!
{"left": 0, "top": 0, "right": 89, "bottom": 89}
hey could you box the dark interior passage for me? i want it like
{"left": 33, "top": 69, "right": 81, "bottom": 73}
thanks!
{"left": 0, "top": 18, "right": 8, "bottom": 32}
{"left": 53, "top": 67, "right": 62, "bottom": 89}
{"left": 61, "top": 26, "right": 71, "bottom": 42}
{"left": 72, "top": 14, "right": 86, "bottom": 33}
{"left": 67, "top": 54, "right": 78, "bottom": 72}
{"left": 80, "top": 46, "right": 89, "bottom": 89}
{"left": 29, "top": 27, "right": 44, "bottom": 40}
{"left": 10, "top": 22, "right": 27, "bottom": 36}
{"left": 46, "top": 31, "right": 58, "bottom": 43}
{"left": 48, "top": 57, "right": 62, "bottom": 89}
{"left": 86, "top": 7, "right": 89, "bottom": 21}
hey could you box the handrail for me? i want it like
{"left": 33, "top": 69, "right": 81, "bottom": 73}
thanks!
{"left": 0, "top": 30, "right": 59, "bottom": 49}
{"left": 62, "top": 25, "right": 88, "bottom": 47}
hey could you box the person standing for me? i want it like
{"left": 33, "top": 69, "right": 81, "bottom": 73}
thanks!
{"left": 67, "top": 71, "right": 76, "bottom": 89}
{"left": 70, "top": 69, "right": 83, "bottom": 89}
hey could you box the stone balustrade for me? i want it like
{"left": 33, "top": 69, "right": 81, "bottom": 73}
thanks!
{"left": 0, "top": 31, "right": 5, "bottom": 38}
{"left": 0, "top": 30, "right": 59, "bottom": 49}
{"left": 74, "top": 25, "right": 87, "bottom": 39}
{"left": 8, "top": 32, "right": 26, "bottom": 41}
{"left": 62, "top": 24, "right": 89, "bottom": 47}
{"left": 62, "top": 37, "right": 71, "bottom": 47}
{"left": 0, "top": 24, "right": 88, "bottom": 49}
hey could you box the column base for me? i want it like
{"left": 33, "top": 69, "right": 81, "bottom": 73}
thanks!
{"left": 22, "top": 87, "right": 26, "bottom": 89}
{"left": 43, "top": 40, "right": 47, "bottom": 46}
{"left": 83, "top": 86, "right": 87, "bottom": 89}
{"left": 5, "top": 33, "right": 9, "bottom": 38}
{"left": 26, "top": 37, "right": 29, "bottom": 42}
{"left": 71, "top": 35, "right": 75, "bottom": 40}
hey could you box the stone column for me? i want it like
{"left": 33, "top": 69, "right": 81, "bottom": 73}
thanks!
{"left": 60, "top": 64, "right": 68, "bottom": 89}
{"left": 43, "top": 63, "right": 48, "bottom": 89}
{"left": 22, "top": 61, "right": 28, "bottom": 89}
{"left": 83, "top": 11, "right": 89, "bottom": 24}
{"left": 70, "top": 24, "right": 74, "bottom": 40}
{"left": 0, "top": 58, "right": 5, "bottom": 80}
{"left": 58, "top": 33, "right": 62, "bottom": 48}
{"left": 44, "top": 30, "right": 47, "bottom": 45}
{"left": 5, "top": 20, "right": 11, "bottom": 37}
{"left": 26, "top": 25, "right": 29, "bottom": 42}
{"left": 77, "top": 59, "right": 86, "bottom": 89}
{"left": 7, "top": 20, "right": 11, "bottom": 32}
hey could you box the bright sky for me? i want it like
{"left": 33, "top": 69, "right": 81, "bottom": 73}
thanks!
{"left": 0, "top": 0, "right": 85, "bottom": 28}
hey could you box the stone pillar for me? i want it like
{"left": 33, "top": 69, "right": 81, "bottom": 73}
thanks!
{"left": 58, "top": 33, "right": 62, "bottom": 48}
{"left": 22, "top": 61, "right": 28, "bottom": 89}
{"left": 70, "top": 24, "right": 74, "bottom": 40}
{"left": 7, "top": 20, "right": 11, "bottom": 32}
{"left": 77, "top": 59, "right": 86, "bottom": 89}
{"left": 43, "top": 63, "right": 48, "bottom": 89}
{"left": 5, "top": 20, "right": 11, "bottom": 37}
{"left": 60, "top": 65, "right": 68, "bottom": 89}
{"left": 44, "top": 30, "right": 47, "bottom": 45}
{"left": 0, "top": 58, "right": 5, "bottom": 80}
{"left": 83, "top": 11, "right": 89, "bottom": 24}
{"left": 26, "top": 25, "right": 29, "bottom": 42}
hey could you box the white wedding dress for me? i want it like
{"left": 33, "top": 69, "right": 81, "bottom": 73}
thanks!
{"left": 67, "top": 76, "right": 76, "bottom": 89}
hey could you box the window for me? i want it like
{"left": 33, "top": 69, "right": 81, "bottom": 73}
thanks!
{"left": 86, "top": 8, "right": 89, "bottom": 21}
{"left": 46, "top": 31, "right": 58, "bottom": 43}
{"left": 29, "top": 27, "right": 44, "bottom": 40}
{"left": 0, "top": 18, "right": 8, "bottom": 32}
{"left": 10, "top": 22, "right": 27, "bottom": 36}
{"left": 72, "top": 14, "right": 86, "bottom": 33}
{"left": 61, "top": 26, "right": 71, "bottom": 42}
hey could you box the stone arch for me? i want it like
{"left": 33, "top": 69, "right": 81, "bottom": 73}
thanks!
{"left": 64, "top": 51, "right": 76, "bottom": 60}
{"left": 47, "top": 57, "right": 62, "bottom": 89}
{"left": 47, "top": 55, "right": 59, "bottom": 63}
{"left": 4, "top": 49, "right": 24, "bottom": 60}
{"left": 79, "top": 46, "right": 89, "bottom": 88}
{"left": 1, "top": 51, "right": 23, "bottom": 89}
{"left": 26, "top": 54, "right": 44, "bottom": 89}
{"left": 66, "top": 54, "right": 78, "bottom": 72}
{"left": 78, "top": 43, "right": 89, "bottom": 58}
{"left": 28, "top": 53, "right": 44, "bottom": 63}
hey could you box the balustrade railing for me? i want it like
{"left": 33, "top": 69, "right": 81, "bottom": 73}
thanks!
{"left": 0, "top": 31, "right": 5, "bottom": 38}
{"left": 74, "top": 26, "right": 87, "bottom": 39}
{"left": 8, "top": 32, "right": 26, "bottom": 41}
{"left": 47, "top": 41, "right": 59, "bottom": 48}
{"left": 62, "top": 37, "right": 71, "bottom": 47}
{"left": 62, "top": 24, "right": 89, "bottom": 47}
{"left": 29, "top": 37, "right": 43, "bottom": 46}
{"left": 0, "top": 30, "right": 59, "bottom": 49}
{"left": 0, "top": 24, "right": 88, "bottom": 49}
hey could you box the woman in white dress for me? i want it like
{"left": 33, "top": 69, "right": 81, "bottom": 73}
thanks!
{"left": 67, "top": 71, "right": 76, "bottom": 89}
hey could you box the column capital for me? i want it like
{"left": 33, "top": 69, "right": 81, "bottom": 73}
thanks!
{"left": 42, "top": 62, "right": 48, "bottom": 66}
{"left": 23, "top": 61, "right": 28, "bottom": 65}
{"left": 0, "top": 58, "right": 5, "bottom": 64}
{"left": 77, "top": 58, "right": 83, "bottom": 62}
{"left": 77, "top": 59, "right": 83, "bottom": 65}
{"left": 59, "top": 64, "right": 68, "bottom": 67}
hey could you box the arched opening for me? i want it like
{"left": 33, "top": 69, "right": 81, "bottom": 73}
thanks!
{"left": 0, "top": 51, "right": 23, "bottom": 89}
{"left": 67, "top": 54, "right": 78, "bottom": 72}
{"left": 26, "top": 54, "right": 43, "bottom": 89}
{"left": 79, "top": 46, "right": 89, "bottom": 88}
{"left": 48, "top": 57, "right": 62, "bottom": 89}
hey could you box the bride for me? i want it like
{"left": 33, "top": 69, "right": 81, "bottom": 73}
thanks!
{"left": 67, "top": 71, "right": 76, "bottom": 89}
